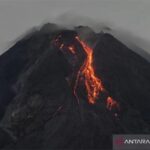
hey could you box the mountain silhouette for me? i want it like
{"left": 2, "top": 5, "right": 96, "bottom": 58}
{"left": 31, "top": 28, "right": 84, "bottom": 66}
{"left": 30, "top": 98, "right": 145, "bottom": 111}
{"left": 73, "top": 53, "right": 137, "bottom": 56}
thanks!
{"left": 0, "top": 24, "right": 150, "bottom": 150}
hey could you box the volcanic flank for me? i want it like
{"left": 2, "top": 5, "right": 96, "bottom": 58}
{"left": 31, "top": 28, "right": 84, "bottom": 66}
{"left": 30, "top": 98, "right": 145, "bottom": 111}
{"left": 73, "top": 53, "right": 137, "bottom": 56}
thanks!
{"left": 54, "top": 34, "right": 119, "bottom": 111}
{"left": 0, "top": 24, "right": 150, "bottom": 150}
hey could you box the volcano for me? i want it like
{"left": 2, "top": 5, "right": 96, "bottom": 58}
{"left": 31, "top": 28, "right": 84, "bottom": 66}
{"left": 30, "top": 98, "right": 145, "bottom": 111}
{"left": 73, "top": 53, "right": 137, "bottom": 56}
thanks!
{"left": 0, "top": 24, "right": 150, "bottom": 150}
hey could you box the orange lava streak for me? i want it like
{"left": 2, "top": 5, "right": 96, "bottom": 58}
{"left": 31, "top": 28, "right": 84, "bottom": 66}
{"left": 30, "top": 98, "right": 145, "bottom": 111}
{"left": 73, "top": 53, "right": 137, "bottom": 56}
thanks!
{"left": 68, "top": 46, "right": 76, "bottom": 54}
{"left": 75, "top": 36, "right": 104, "bottom": 104}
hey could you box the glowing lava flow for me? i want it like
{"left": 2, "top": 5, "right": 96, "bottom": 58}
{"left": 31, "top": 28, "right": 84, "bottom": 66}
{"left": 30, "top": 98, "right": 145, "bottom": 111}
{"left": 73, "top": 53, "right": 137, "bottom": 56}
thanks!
{"left": 74, "top": 36, "right": 120, "bottom": 112}
{"left": 53, "top": 35, "right": 120, "bottom": 111}
{"left": 75, "top": 36, "right": 104, "bottom": 104}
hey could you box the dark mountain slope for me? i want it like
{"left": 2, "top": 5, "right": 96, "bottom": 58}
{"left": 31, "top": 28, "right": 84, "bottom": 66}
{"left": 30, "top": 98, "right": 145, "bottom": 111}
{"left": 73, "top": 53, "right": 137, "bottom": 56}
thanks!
{"left": 0, "top": 25, "right": 149, "bottom": 149}
{"left": 0, "top": 24, "right": 61, "bottom": 120}
{"left": 94, "top": 33, "right": 150, "bottom": 122}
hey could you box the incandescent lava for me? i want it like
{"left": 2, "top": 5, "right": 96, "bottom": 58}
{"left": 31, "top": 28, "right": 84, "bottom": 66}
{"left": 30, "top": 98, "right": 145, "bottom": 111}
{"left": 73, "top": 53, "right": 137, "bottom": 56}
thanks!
{"left": 53, "top": 34, "right": 120, "bottom": 111}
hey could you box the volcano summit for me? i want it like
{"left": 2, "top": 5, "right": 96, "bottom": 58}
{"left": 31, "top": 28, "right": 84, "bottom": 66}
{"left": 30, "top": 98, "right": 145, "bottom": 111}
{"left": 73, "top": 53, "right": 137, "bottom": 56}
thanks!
{"left": 0, "top": 24, "right": 150, "bottom": 150}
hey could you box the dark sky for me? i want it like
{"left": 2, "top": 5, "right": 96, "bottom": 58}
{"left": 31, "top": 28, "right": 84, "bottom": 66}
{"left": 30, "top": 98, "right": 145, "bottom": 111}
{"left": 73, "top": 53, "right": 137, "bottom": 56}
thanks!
{"left": 0, "top": 0, "right": 150, "bottom": 55}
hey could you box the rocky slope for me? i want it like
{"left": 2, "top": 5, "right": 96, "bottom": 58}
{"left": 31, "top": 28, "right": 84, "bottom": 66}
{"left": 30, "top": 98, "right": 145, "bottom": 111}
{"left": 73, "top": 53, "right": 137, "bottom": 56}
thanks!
{"left": 0, "top": 24, "right": 150, "bottom": 150}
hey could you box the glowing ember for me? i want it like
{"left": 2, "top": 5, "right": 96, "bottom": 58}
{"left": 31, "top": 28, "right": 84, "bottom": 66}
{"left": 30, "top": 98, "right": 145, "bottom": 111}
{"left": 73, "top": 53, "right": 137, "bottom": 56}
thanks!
{"left": 60, "top": 44, "right": 64, "bottom": 49}
{"left": 68, "top": 46, "right": 76, "bottom": 54}
{"left": 106, "top": 96, "right": 120, "bottom": 111}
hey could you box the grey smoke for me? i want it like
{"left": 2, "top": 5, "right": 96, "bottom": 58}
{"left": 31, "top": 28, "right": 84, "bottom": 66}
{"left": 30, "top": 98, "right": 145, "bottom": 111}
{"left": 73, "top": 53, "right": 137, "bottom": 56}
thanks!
{"left": 0, "top": 0, "right": 150, "bottom": 61}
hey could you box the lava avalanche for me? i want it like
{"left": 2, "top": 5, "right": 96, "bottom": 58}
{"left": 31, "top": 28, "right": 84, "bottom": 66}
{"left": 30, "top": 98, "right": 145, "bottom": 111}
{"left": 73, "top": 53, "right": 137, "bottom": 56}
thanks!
{"left": 54, "top": 34, "right": 120, "bottom": 111}
{"left": 74, "top": 36, "right": 104, "bottom": 104}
